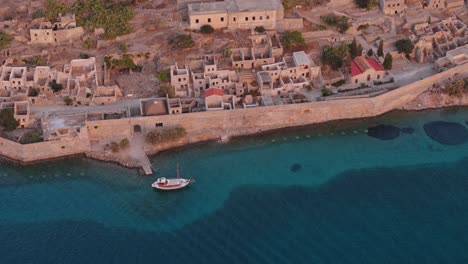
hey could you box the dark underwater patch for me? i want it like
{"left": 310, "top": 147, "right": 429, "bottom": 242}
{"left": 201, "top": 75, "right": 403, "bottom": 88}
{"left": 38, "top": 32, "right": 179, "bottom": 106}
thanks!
{"left": 290, "top": 163, "right": 302, "bottom": 172}
{"left": 423, "top": 121, "right": 468, "bottom": 145}
{"left": 400, "top": 127, "right": 415, "bottom": 134}
{"left": 367, "top": 125, "right": 400, "bottom": 140}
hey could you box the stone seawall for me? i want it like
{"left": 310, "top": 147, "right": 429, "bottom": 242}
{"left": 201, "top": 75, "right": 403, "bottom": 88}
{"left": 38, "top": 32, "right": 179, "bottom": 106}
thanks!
{"left": 0, "top": 63, "right": 467, "bottom": 165}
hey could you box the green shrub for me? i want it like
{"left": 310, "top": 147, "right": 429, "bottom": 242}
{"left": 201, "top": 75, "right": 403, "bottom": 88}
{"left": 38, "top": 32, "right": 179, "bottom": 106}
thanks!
{"left": 22, "top": 56, "right": 46, "bottom": 66}
{"left": 321, "top": 43, "right": 349, "bottom": 70}
{"left": 0, "top": 31, "right": 12, "bottom": 50}
{"left": 64, "top": 97, "right": 73, "bottom": 105}
{"left": 320, "top": 15, "right": 350, "bottom": 33}
{"left": 281, "top": 31, "right": 305, "bottom": 50}
{"left": 331, "top": 80, "right": 345, "bottom": 87}
{"left": 44, "top": 0, "right": 67, "bottom": 21}
{"left": 355, "top": 0, "right": 378, "bottom": 9}
{"left": 50, "top": 80, "right": 63, "bottom": 93}
{"left": 446, "top": 79, "right": 467, "bottom": 97}
{"left": 146, "top": 127, "right": 186, "bottom": 145}
{"left": 395, "top": 38, "right": 414, "bottom": 56}
{"left": 367, "top": 49, "right": 374, "bottom": 56}
{"left": 0, "top": 109, "right": 19, "bottom": 131}
{"left": 200, "top": 25, "right": 214, "bottom": 34}
{"left": 158, "top": 85, "right": 175, "bottom": 98}
{"left": 20, "top": 129, "right": 43, "bottom": 144}
{"left": 156, "top": 71, "right": 169, "bottom": 83}
{"left": 321, "top": 88, "right": 333, "bottom": 96}
{"left": 357, "top": 23, "right": 369, "bottom": 30}
{"left": 79, "top": 53, "right": 90, "bottom": 59}
{"left": 32, "top": 10, "right": 45, "bottom": 19}
{"left": 169, "top": 34, "right": 194, "bottom": 49}
{"left": 28, "top": 88, "right": 39, "bottom": 97}
{"left": 118, "top": 42, "right": 128, "bottom": 53}
{"left": 111, "top": 54, "right": 137, "bottom": 70}
{"left": 71, "top": 0, "right": 135, "bottom": 39}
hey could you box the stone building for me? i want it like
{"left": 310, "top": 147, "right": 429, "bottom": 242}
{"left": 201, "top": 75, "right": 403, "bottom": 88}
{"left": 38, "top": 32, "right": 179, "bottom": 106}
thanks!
{"left": 188, "top": 0, "right": 302, "bottom": 31}
{"left": 434, "top": 44, "right": 468, "bottom": 70}
{"left": 170, "top": 63, "right": 191, "bottom": 97}
{"left": 257, "top": 51, "right": 322, "bottom": 96}
{"left": 379, "top": 0, "right": 406, "bottom": 15}
{"left": 30, "top": 14, "right": 84, "bottom": 45}
{"left": 349, "top": 56, "right": 386, "bottom": 86}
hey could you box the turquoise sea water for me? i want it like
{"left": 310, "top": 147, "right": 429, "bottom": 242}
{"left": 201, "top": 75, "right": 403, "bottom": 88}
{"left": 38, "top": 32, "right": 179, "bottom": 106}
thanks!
{"left": 0, "top": 108, "right": 467, "bottom": 263}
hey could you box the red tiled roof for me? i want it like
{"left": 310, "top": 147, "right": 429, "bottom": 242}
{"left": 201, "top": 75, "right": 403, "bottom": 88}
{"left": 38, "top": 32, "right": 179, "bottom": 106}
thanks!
{"left": 350, "top": 56, "right": 385, "bottom": 77}
{"left": 205, "top": 87, "right": 223, "bottom": 97}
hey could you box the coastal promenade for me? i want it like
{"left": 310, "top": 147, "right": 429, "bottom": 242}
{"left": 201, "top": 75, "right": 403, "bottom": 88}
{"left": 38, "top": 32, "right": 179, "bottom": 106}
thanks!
{"left": 0, "top": 63, "right": 467, "bottom": 169}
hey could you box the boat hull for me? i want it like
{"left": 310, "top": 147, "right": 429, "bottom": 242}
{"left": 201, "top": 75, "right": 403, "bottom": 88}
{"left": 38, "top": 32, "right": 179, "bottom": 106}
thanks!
{"left": 151, "top": 179, "right": 192, "bottom": 191}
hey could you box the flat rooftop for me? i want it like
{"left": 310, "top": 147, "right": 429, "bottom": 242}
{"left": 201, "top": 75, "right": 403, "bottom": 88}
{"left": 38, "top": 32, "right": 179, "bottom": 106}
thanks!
{"left": 225, "top": 0, "right": 283, "bottom": 12}
{"left": 189, "top": 2, "right": 227, "bottom": 15}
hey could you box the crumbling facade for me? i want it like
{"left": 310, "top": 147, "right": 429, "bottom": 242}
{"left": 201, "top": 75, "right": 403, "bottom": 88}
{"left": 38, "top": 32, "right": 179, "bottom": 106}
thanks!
{"left": 30, "top": 14, "right": 84, "bottom": 45}
{"left": 188, "top": 0, "right": 302, "bottom": 31}
{"left": 380, "top": 0, "right": 406, "bottom": 15}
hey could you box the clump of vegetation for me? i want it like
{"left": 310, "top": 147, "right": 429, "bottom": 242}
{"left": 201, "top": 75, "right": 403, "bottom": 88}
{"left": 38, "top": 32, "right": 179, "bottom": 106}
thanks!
{"left": 348, "top": 37, "right": 363, "bottom": 59}
{"left": 22, "top": 56, "right": 46, "bottom": 66}
{"left": 281, "top": 31, "right": 305, "bottom": 50}
{"left": 32, "top": 10, "right": 45, "bottom": 19}
{"left": 320, "top": 15, "right": 351, "bottom": 33}
{"left": 28, "top": 88, "right": 39, "bottom": 97}
{"left": 446, "top": 79, "right": 468, "bottom": 97}
{"left": 0, "top": 109, "right": 19, "bottom": 131}
{"left": 156, "top": 71, "right": 170, "bottom": 83}
{"left": 367, "top": 49, "right": 374, "bottom": 57}
{"left": 20, "top": 129, "right": 43, "bottom": 144}
{"left": 146, "top": 127, "right": 187, "bottom": 145}
{"left": 383, "top": 53, "right": 393, "bottom": 70}
{"left": 395, "top": 38, "right": 414, "bottom": 59}
{"left": 71, "top": 0, "right": 135, "bottom": 39}
{"left": 44, "top": 0, "right": 67, "bottom": 21}
{"left": 64, "top": 97, "right": 73, "bottom": 105}
{"left": 83, "top": 37, "right": 96, "bottom": 49}
{"left": 50, "top": 80, "right": 63, "bottom": 93}
{"left": 355, "top": 0, "right": 378, "bottom": 9}
{"left": 111, "top": 54, "right": 138, "bottom": 71}
{"left": 119, "top": 138, "right": 130, "bottom": 149}
{"left": 169, "top": 34, "right": 195, "bottom": 49}
{"left": 331, "top": 80, "right": 346, "bottom": 87}
{"left": 321, "top": 88, "right": 333, "bottom": 96}
{"left": 118, "top": 42, "right": 128, "bottom": 53}
{"left": 254, "top": 26, "right": 266, "bottom": 33}
{"left": 200, "top": 25, "right": 214, "bottom": 34}
{"left": 158, "top": 85, "right": 175, "bottom": 98}
{"left": 357, "top": 24, "right": 369, "bottom": 31}
{"left": 79, "top": 53, "right": 90, "bottom": 59}
{"left": 0, "top": 31, "right": 12, "bottom": 50}
{"left": 321, "top": 43, "right": 349, "bottom": 70}
{"left": 377, "top": 40, "right": 384, "bottom": 57}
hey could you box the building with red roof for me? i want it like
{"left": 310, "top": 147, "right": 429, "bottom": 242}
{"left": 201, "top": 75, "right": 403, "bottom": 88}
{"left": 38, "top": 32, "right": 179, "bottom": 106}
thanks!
{"left": 205, "top": 87, "right": 225, "bottom": 111}
{"left": 349, "top": 56, "right": 386, "bottom": 87}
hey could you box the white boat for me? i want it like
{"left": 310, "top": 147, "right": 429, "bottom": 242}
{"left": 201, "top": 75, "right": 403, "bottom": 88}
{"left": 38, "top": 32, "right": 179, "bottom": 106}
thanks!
{"left": 151, "top": 163, "right": 194, "bottom": 191}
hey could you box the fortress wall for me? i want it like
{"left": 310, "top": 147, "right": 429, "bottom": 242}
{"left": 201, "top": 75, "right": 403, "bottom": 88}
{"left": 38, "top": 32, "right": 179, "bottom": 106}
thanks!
{"left": 0, "top": 64, "right": 466, "bottom": 163}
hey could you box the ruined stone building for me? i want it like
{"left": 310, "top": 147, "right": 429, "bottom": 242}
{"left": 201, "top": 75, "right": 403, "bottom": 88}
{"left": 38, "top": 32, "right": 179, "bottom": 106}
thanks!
{"left": 410, "top": 17, "right": 468, "bottom": 63}
{"left": 257, "top": 51, "right": 322, "bottom": 96}
{"left": 434, "top": 44, "right": 468, "bottom": 69}
{"left": 187, "top": 0, "right": 302, "bottom": 31}
{"left": 30, "top": 13, "right": 84, "bottom": 45}
{"left": 380, "top": 0, "right": 407, "bottom": 15}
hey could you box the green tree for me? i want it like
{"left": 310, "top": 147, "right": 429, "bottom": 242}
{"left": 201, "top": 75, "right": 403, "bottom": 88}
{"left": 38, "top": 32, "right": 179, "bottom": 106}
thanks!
{"left": 377, "top": 40, "right": 384, "bottom": 57}
{"left": 200, "top": 25, "right": 214, "bottom": 34}
{"left": 169, "top": 34, "right": 194, "bottom": 49}
{"left": 367, "top": 48, "right": 374, "bottom": 56}
{"left": 0, "top": 109, "right": 19, "bottom": 131}
{"left": 44, "top": 0, "right": 67, "bottom": 21}
{"left": 383, "top": 53, "right": 393, "bottom": 70}
{"left": 321, "top": 88, "right": 333, "bottom": 96}
{"left": 50, "top": 80, "right": 63, "bottom": 93}
{"left": 395, "top": 38, "right": 414, "bottom": 57}
{"left": 281, "top": 31, "right": 305, "bottom": 50}
{"left": 0, "top": 32, "right": 12, "bottom": 50}
{"left": 321, "top": 43, "right": 349, "bottom": 70}
{"left": 20, "top": 129, "right": 43, "bottom": 144}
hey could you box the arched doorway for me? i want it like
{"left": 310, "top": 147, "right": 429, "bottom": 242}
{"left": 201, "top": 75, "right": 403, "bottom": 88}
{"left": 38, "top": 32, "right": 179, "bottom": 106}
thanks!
{"left": 133, "top": 125, "right": 142, "bottom": 133}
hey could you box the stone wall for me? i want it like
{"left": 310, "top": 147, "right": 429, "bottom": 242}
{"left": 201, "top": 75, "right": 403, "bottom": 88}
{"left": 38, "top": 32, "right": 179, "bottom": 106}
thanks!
{"left": 0, "top": 63, "right": 466, "bottom": 164}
